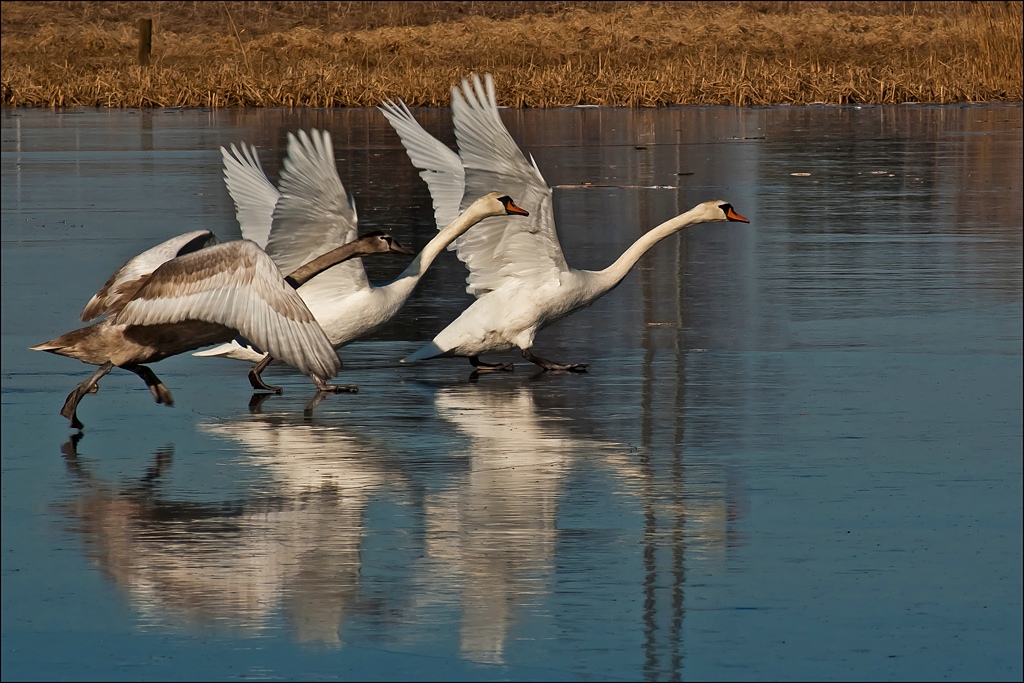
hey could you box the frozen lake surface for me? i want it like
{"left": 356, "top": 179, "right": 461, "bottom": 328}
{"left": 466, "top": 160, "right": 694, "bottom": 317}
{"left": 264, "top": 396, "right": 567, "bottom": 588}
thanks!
{"left": 2, "top": 103, "right": 1022, "bottom": 681}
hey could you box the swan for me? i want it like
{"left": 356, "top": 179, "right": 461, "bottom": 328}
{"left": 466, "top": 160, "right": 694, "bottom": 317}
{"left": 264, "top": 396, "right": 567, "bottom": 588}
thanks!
{"left": 380, "top": 73, "right": 750, "bottom": 372}
{"left": 31, "top": 229, "right": 413, "bottom": 429}
{"left": 192, "top": 128, "right": 529, "bottom": 391}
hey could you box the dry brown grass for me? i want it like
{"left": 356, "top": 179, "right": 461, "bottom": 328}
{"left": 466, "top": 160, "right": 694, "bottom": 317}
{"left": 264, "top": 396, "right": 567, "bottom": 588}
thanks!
{"left": 2, "top": 1, "right": 1021, "bottom": 108}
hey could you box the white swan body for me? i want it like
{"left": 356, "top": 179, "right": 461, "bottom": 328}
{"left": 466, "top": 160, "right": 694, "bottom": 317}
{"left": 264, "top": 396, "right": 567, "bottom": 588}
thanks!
{"left": 195, "top": 129, "right": 529, "bottom": 368}
{"left": 403, "top": 201, "right": 748, "bottom": 363}
{"left": 381, "top": 73, "right": 750, "bottom": 370}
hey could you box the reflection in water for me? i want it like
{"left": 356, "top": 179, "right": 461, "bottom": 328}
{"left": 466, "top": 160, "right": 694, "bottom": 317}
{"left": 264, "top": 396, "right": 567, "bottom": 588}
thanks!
{"left": 197, "top": 404, "right": 417, "bottom": 644}
{"left": 630, "top": 212, "right": 748, "bottom": 678}
{"left": 414, "top": 381, "right": 619, "bottom": 664}
{"left": 55, "top": 380, "right": 740, "bottom": 670}
{"left": 409, "top": 379, "right": 741, "bottom": 669}
{"left": 57, "top": 418, "right": 413, "bottom": 646}
{"left": 59, "top": 442, "right": 281, "bottom": 636}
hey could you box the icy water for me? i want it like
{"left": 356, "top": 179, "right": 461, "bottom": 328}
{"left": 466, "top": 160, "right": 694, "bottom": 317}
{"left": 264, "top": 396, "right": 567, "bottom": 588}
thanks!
{"left": 2, "top": 103, "right": 1021, "bottom": 681}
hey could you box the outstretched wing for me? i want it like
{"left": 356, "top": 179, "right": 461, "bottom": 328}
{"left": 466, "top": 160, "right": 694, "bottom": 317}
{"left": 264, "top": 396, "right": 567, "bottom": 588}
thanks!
{"left": 378, "top": 97, "right": 465, "bottom": 232}
{"left": 389, "top": 73, "right": 567, "bottom": 297}
{"left": 450, "top": 74, "right": 568, "bottom": 296}
{"left": 80, "top": 230, "right": 220, "bottom": 322}
{"left": 265, "top": 129, "right": 370, "bottom": 309}
{"left": 114, "top": 240, "right": 340, "bottom": 381}
{"left": 222, "top": 141, "right": 279, "bottom": 249}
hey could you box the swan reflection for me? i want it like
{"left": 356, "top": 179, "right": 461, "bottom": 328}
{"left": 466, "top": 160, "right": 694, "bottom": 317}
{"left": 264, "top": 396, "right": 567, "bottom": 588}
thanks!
{"left": 57, "top": 415, "right": 413, "bottom": 646}
{"left": 412, "top": 380, "right": 635, "bottom": 664}
{"left": 56, "top": 378, "right": 739, "bottom": 667}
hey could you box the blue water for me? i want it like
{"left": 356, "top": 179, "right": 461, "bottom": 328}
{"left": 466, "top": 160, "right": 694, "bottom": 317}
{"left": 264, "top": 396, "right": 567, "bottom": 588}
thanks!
{"left": 2, "top": 103, "right": 1022, "bottom": 681}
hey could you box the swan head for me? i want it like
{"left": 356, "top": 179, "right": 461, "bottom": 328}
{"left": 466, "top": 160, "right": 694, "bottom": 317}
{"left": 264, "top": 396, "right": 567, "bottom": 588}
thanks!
{"left": 468, "top": 192, "right": 530, "bottom": 218}
{"left": 696, "top": 200, "right": 750, "bottom": 224}
{"left": 352, "top": 231, "right": 416, "bottom": 255}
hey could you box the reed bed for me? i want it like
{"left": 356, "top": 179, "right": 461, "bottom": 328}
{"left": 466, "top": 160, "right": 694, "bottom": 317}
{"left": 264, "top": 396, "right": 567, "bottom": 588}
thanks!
{"left": 2, "top": 1, "right": 1021, "bottom": 108}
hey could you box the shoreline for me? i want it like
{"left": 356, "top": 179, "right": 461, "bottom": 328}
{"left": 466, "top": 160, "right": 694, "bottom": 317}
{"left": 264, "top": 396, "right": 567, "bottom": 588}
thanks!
{"left": 2, "top": 2, "right": 1021, "bottom": 109}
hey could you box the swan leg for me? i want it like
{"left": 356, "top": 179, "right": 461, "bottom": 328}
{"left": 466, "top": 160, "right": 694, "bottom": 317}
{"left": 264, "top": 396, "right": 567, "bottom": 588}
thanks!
{"left": 60, "top": 361, "right": 114, "bottom": 430}
{"left": 469, "top": 356, "right": 514, "bottom": 372}
{"left": 312, "top": 375, "right": 359, "bottom": 394}
{"left": 61, "top": 431, "right": 84, "bottom": 461}
{"left": 303, "top": 390, "right": 329, "bottom": 418}
{"left": 139, "top": 446, "right": 174, "bottom": 491}
{"left": 522, "top": 348, "right": 589, "bottom": 373}
{"left": 248, "top": 392, "right": 274, "bottom": 413}
{"left": 248, "top": 354, "right": 282, "bottom": 394}
{"left": 124, "top": 364, "right": 175, "bottom": 406}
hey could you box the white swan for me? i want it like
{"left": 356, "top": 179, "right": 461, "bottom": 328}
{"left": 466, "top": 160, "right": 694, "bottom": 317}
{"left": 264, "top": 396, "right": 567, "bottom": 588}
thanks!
{"left": 380, "top": 73, "right": 750, "bottom": 372}
{"left": 31, "top": 229, "right": 413, "bottom": 429}
{"left": 193, "top": 128, "right": 529, "bottom": 390}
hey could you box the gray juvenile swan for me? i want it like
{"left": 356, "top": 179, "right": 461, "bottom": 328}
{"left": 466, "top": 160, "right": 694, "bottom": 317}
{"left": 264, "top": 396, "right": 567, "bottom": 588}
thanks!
{"left": 192, "top": 129, "right": 530, "bottom": 391}
{"left": 31, "top": 230, "right": 413, "bottom": 429}
{"left": 380, "top": 73, "right": 750, "bottom": 372}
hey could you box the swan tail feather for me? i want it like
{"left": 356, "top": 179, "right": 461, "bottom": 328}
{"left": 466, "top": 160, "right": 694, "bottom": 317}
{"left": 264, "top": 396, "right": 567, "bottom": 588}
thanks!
{"left": 192, "top": 344, "right": 232, "bottom": 358}
{"left": 192, "top": 340, "right": 264, "bottom": 362}
{"left": 401, "top": 341, "right": 446, "bottom": 364}
{"left": 29, "top": 340, "right": 62, "bottom": 352}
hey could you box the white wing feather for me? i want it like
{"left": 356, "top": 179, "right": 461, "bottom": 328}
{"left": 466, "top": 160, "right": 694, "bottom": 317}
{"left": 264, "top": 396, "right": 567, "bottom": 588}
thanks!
{"left": 378, "top": 98, "right": 465, "bottom": 232}
{"left": 451, "top": 73, "right": 568, "bottom": 296}
{"left": 383, "top": 73, "right": 568, "bottom": 297}
{"left": 265, "top": 129, "right": 369, "bottom": 309}
{"left": 221, "top": 142, "right": 279, "bottom": 249}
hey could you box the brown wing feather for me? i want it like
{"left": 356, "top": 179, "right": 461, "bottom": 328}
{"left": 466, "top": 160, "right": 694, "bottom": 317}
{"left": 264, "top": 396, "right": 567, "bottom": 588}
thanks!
{"left": 115, "top": 241, "right": 339, "bottom": 380}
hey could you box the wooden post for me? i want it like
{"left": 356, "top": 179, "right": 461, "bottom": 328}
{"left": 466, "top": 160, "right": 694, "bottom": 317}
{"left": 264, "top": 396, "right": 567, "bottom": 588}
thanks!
{"left": 138, "top": 18, "right": 152, "bottom": 67}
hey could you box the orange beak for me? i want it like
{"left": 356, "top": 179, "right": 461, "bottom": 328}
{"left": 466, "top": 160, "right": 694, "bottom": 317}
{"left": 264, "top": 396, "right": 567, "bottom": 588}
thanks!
{"left": 505, "top": 199, "right": 530, "bottom": 216}
{"left": 726, "top": 206, "right": 750, "bottom": 223}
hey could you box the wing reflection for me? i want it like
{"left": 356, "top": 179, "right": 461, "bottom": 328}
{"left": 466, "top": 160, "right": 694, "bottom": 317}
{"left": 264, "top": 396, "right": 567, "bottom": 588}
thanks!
{"left": 56, "top": 414, "right": 413, "bottom": 646}
{"left": 415, "top": 380, "right": 630, "bottom": 664}
{"left": 55, "top": 378, "right": 741, "bottom": 667}
{"left": 419, "top": 373, "right": 744, "bottom": 671}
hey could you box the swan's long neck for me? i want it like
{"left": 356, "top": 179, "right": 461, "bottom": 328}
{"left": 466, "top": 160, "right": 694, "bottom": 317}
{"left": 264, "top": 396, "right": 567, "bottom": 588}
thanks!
{"left": 387, "top": 203, "right": 494, "bottom": 288}
{"left": 591, "top": 206, "right": 712, "bottom": 291}
{"left": 284, "top": 241, "right": 370, "bottom": 289}
{"left": 283, "top": 203, "right": 487, "bottom": 291}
